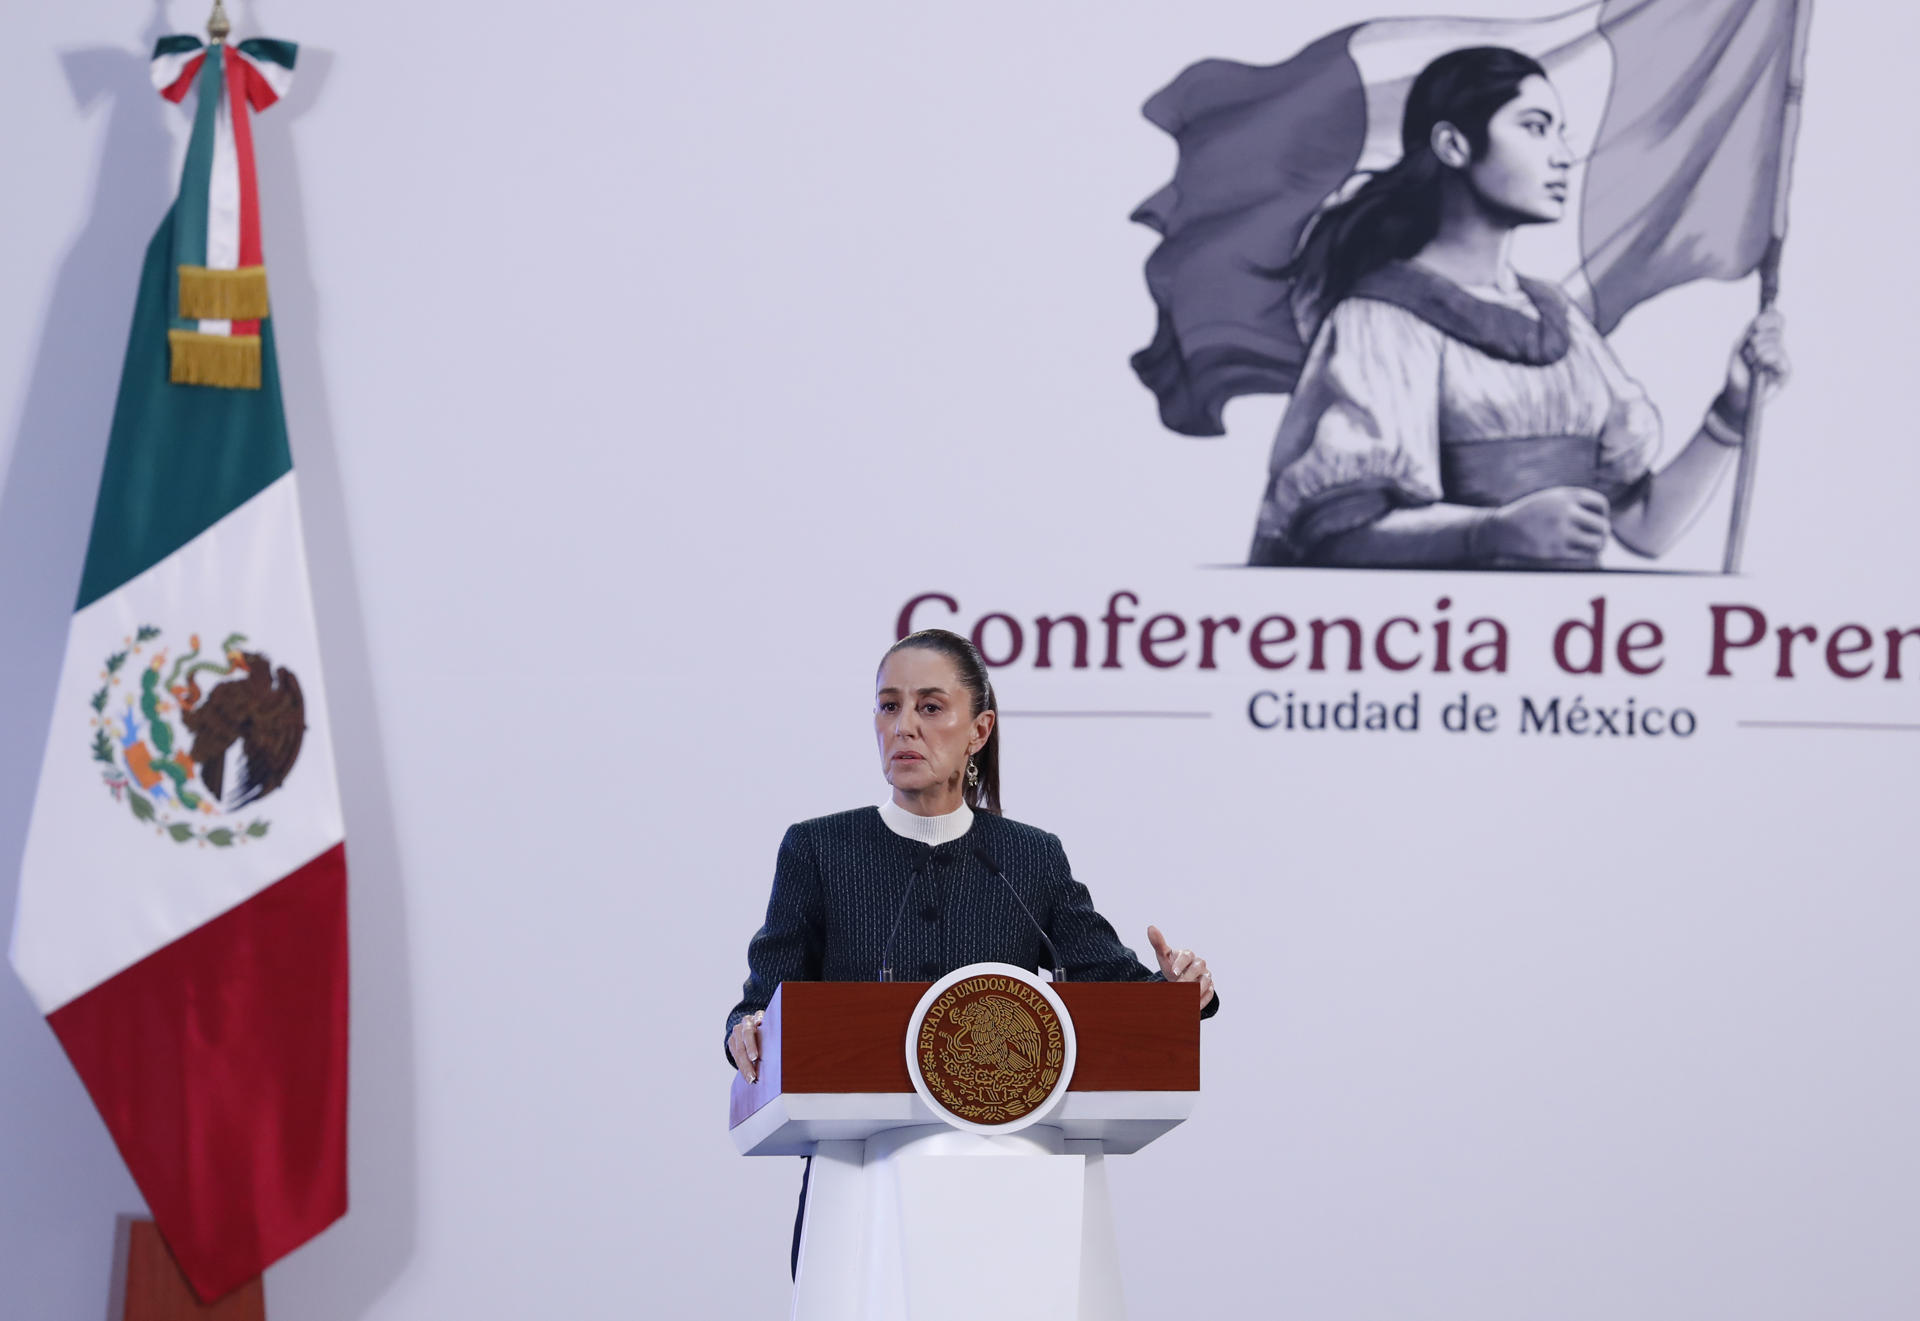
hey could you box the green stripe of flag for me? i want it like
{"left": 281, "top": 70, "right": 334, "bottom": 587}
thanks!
{"left": 153, "top": 35, "right": 204, "bottom": 58}
{"left": 170, "top": 51, "right": 222, "bottom": 325}
{"left": 76, "top": 207, "right": 292, "bottom": 611}
{"left": 237, "top": 38, "right": 298, "bottom": 71}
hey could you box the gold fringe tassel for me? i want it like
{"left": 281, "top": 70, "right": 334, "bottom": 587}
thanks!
{"left": 177, "top": 265, "right": 270, "bottom": 320}
{"left": 169, "top": 330, "right": 262, "bottom": 390}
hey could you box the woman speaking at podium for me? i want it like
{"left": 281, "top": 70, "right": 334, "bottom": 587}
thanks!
{"left": 724, "top": 628, "right": 1220, "bottom": 1267}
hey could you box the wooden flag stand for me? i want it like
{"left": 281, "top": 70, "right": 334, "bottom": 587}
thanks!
{"left": 119, "top": 1220, "right": 264, "bottom": 1321}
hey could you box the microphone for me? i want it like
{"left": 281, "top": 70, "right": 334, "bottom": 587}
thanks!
{"left": 877, "top": 855, "right": 928, "bottom": 982}
{"left": 973, "top": 845, "right": 1065, "bottom": 982}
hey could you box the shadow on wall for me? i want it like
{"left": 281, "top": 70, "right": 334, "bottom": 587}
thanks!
{"left": 0, "top": 8, "right": 419, "bottom": 1319}
{"left": 0, "top": 15, "right": 170, "bottom": 1321}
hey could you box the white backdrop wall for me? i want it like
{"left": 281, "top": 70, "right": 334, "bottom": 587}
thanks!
{"left": 2, "top": 2, "right": 1915, "bottom": 1319}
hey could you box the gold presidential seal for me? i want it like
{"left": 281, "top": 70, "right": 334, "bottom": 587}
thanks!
{"left": 911, "top": 968, "right": 1070, "bottom": 1128}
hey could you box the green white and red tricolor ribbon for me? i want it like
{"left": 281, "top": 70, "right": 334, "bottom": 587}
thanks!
{"left": 149, "top": 33, "right": 296, "bottom": 389}
{"left": 8, "top": 31, "right": 346, "bottom": 1305}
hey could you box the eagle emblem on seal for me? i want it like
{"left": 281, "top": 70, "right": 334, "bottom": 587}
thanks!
{"left": 942, "top": 996, "right": 1045, "bottom": 1081}
{"left": 88, "top": 625, "right": 305, "bottom": 846}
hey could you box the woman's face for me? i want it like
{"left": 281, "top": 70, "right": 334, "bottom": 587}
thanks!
{"left": 1462, "top": 74, "right": 1574, "bottom": 224}
{"left": 874, "top": 648, "right": 992, "bottom": 806}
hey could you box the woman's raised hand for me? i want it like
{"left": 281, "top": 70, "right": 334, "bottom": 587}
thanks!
{"left": 1147, "top": 926, "right": 1216, "bottom": 1011}
{"left": 1480, "top": 486, "right": 1611, "bottom": 566}
{"left": 1722, "top": 307, "right": 1791, "bottom": 423}
{"left": 729, "top": 1009, "right": 765, "bottom": 1083}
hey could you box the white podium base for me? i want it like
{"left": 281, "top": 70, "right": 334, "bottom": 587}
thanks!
{"left": 790, "top": 1124, "right": 1126, "bottom": 1321}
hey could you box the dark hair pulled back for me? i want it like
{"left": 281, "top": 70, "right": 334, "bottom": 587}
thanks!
{"left": 1282, "top": 46, "right": 1546, "bottom": 317}
{"left": 881, "top": 629, "right": 1002, "bottom": 816}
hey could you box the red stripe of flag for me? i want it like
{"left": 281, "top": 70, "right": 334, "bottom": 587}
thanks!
{"left": 47, "top": 844, "right": 350, "bottom": 1302}
{"left": 160, "top": 52, "right": 206, "bottom": 105}
{"left": 239, "top": 55, "right": 283, "bottom": 112}
{"left": 225, "top": 46, "right": 265, "bottom": 337}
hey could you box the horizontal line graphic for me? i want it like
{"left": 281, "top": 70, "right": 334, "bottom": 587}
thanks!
{"left": 1737, "top": 720, "right": 1920, "bottom": 732}
{"left": 1000, "top": 710, "right": 1213, "bottom": 719}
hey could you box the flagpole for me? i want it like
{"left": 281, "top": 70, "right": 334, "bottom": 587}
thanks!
{"left": 1722, "top": 0, "right": 1814, "bottom": 574}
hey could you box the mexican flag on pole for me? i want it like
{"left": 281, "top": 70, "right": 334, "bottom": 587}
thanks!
{"left": 7, "top": 31, "right": 347, "bottom": 1303}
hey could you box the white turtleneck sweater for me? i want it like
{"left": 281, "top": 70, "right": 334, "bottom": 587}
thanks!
{"left": 878, "top": 796, "right": 974, "bottom": 846}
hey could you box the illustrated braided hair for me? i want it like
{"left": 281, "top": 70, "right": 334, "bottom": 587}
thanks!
{"left": 1283, "top": 46, "right": 1548, "bottom": 319}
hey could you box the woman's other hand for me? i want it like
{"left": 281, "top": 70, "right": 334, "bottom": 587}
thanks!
{"left": 729, "top": 1010, "right": 765, "bottom": 1083}
{"left": 1147, "top": 925, "right": 1216, "bottom": 1011}
{"left": 1481, "top": 486, "right": 1610, "bottom": 565}
{"left": 1721, "top": 308, "right": 1791, "bottom": 423}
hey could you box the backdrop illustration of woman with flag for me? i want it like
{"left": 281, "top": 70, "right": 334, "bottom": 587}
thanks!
{"left": 1131, "top": 0, "right": 1810, "bottom": 571}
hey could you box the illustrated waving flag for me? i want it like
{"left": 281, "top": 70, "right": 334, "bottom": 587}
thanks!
{"left": 1132, "top": 0, "right": 1810, "bottom": 436}
{"left": 8, "top": 30, "right": 346, "bottom": 1303}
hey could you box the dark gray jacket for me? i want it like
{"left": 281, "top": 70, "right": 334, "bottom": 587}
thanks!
{"left": 724, "top": 807, "right": 1217, "bottom": 1062}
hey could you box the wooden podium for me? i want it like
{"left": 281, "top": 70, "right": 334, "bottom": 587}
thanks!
{"left": 729, "top": 978, "right": 1201, "bottom": 1321}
